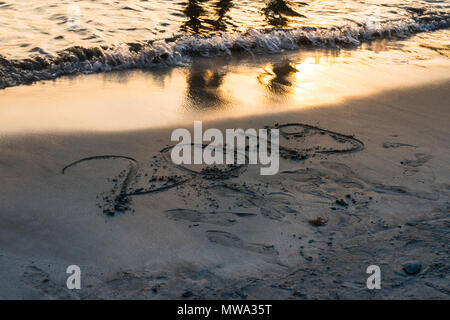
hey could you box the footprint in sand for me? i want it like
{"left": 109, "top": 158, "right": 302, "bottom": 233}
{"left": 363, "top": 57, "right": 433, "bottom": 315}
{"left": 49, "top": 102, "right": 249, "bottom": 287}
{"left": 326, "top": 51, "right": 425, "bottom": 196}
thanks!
{"left": 317, "top": 161, "right": 438, "bottom": 201}
{"left": 22, "top": 265, "right": 77, "bottom": 299}
{"left": 165, "top": 209, "right": 257, "bottom": 226}
{"left": 205, "top": 230, "right": 279, "bottom": 257}
{"left": 401, "top": 153, "right": 432, "bottom": 167}
{"left": 382, "top": 142, "right": 416, "bottom": 149}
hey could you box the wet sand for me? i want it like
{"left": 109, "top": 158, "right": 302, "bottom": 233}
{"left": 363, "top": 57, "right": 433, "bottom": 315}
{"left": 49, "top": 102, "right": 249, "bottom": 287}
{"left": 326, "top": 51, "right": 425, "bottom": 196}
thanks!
{"left": 0, "top": 78, "right": 449, "bottom": 299}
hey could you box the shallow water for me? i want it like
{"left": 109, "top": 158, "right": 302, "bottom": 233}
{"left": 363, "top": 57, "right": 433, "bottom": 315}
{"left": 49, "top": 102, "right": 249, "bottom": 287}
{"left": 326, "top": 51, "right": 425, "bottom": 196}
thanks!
{"left": 1, "top": 0, "right": 449, "bottom": 58}
{"left": 0, "top": 1, "right": 449, "bottom": 132}
{"left": 0, "top": 1, "right": 449, "bottom": 89}
{"left": 1, "top": 31, "right": 449, "bottom": 134}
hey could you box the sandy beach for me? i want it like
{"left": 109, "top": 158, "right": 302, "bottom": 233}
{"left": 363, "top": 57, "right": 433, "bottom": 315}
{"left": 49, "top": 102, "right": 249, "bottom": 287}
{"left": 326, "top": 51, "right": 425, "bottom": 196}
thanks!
{"left": 0, "top": 77, "right": 448, "bottom": 299}
{"left": 0, "top": 0, "right": 449, "bottom": 301}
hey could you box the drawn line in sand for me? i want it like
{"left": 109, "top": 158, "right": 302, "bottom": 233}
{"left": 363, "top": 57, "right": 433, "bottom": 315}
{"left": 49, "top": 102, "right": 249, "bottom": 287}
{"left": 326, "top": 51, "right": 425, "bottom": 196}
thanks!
{"left": 273, "top": 123, "right": 365, "bottom": 160}
{"left": 160, "top": 143, "right": 248, "bottom": 180}
{"left": 62, "top": 155, "right": 187, "bottom": 216}
{"left": 62, "top": 123, "right": 365, "bottom": 216}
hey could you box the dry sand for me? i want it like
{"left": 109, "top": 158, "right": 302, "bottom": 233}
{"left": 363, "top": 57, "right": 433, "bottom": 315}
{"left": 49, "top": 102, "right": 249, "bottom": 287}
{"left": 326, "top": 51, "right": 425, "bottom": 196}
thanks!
{"left": 0, "top": 79, "right": 449, "bottom": 299}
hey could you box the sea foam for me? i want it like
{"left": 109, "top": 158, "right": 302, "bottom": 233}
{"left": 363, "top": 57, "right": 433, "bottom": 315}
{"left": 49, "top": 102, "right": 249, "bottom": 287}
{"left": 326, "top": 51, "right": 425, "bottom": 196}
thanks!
{"left": 1, "top": 10, "right": 448, "bottom": 89}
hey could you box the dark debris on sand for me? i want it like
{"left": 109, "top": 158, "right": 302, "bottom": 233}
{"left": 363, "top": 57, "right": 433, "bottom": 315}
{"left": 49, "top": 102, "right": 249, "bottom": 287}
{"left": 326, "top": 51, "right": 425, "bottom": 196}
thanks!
{"left": 308, "top": 217, "right": 328, "bottom": 227}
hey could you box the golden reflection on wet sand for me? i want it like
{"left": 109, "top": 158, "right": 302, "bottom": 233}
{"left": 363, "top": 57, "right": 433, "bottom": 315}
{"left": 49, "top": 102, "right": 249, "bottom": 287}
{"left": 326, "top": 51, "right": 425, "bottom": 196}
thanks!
{"left": 0, "top": 42, "right": 449, "bottom": 134}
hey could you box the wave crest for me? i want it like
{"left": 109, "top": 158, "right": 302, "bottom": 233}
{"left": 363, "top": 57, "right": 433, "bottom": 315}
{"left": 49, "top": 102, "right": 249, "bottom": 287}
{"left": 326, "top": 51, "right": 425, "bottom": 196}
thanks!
{"left": 1, "top": 11, "right": 449, "bottom": 89}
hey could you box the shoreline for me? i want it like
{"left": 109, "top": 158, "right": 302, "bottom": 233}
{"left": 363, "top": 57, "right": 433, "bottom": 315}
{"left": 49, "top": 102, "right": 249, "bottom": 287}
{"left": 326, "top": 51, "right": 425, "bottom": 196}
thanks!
{"left": 1, "top": 46, "right": 449, "bottom": 135}
{"left": 0, "top": 80, "right": 449, "bottom": 299}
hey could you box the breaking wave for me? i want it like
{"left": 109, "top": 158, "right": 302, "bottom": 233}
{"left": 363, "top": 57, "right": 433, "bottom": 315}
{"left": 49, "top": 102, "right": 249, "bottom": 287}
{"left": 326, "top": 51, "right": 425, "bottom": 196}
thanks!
{"left": 1, "top": 10, "right": 449, "bottom": 89}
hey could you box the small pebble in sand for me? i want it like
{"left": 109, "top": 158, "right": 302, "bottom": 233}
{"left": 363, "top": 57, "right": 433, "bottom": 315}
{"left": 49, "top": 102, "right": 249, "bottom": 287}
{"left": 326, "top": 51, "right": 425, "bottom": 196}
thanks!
{"left": 182, "top": 291, "right": 193, "bottom": 298}
{"left": 403, "top": 262, "right": 422, "bottom": 275}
